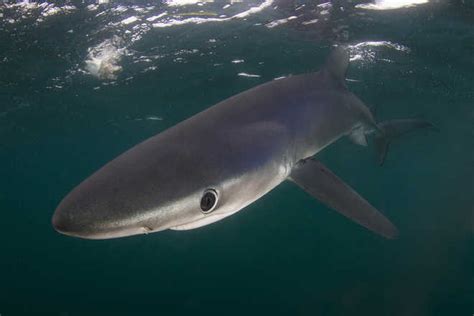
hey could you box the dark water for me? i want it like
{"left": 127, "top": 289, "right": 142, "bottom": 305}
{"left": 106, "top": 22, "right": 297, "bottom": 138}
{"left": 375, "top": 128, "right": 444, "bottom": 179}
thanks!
{"left": 0, "top": 0, "right": 473, "bottom": 314}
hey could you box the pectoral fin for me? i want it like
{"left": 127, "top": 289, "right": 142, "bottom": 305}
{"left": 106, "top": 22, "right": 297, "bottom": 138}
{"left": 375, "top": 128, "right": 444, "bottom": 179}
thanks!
{"left": 289, "top": 159, "right": 398, "bottom": 239}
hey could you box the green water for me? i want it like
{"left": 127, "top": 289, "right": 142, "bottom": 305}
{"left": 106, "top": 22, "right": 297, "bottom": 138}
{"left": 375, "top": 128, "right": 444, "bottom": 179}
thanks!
{"left": 0, "top": 0, "right": 473, "bottom": 315}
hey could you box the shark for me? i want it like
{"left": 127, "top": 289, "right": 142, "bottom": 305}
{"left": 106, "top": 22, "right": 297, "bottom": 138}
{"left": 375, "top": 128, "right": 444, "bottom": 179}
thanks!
{"left": 52, "top": 47, "right": 432, "bottom": 239}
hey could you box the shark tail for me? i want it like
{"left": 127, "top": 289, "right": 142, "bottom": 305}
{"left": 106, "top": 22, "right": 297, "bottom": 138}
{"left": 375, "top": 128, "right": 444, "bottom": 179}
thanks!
{"left": 374, "top": 119, "right": 436, "bottom": 165}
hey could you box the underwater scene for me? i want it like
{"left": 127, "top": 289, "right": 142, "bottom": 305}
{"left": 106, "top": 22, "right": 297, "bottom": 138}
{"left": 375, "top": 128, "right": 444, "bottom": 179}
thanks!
{"left": 0, "top": 0, "right": 473, "bottom": 314}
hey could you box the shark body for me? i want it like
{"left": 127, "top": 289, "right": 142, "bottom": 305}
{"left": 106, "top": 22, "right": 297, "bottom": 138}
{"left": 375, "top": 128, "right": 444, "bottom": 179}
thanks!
{"left": 52, "top": 48, "right": 430, "bottom": 239}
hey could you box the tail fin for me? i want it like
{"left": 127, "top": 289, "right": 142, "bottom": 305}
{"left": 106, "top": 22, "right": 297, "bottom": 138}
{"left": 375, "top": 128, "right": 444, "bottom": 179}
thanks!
{"left": 375, "top": 119, "right": 436, "bottom": 165}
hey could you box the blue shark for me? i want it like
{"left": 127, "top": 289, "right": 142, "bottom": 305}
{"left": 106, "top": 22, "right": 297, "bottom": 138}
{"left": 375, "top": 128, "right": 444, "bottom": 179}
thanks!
{"left": 52, "top": 47, "right": 432, "bottom": 239}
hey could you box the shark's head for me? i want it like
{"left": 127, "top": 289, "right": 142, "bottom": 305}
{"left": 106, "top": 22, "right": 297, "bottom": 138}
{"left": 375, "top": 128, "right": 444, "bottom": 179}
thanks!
{"left": 52, "top": 124, "right": 289, "bottom": 239}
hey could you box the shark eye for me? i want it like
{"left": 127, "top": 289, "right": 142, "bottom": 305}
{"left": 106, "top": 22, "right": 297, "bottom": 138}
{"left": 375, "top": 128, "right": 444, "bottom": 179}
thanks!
{"left": 200, "top": 189, "right": 218, "bottom": 213}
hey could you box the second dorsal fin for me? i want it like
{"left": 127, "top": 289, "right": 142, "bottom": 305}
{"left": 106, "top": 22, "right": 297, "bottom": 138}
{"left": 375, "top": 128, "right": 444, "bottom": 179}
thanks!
{"left": 323, "top": 46, "right": 350, "bottom": 83}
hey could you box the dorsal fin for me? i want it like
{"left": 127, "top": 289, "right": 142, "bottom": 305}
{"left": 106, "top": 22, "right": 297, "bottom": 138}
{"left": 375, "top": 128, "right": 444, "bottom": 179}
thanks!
{"left": 323, "top": 46, "right": 350, "bottom": 82}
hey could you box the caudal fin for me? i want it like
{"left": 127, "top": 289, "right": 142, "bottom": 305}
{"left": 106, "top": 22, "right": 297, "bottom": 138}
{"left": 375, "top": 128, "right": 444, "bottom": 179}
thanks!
{"left": 375, "top": 119, "right": 436, "bottom": 165}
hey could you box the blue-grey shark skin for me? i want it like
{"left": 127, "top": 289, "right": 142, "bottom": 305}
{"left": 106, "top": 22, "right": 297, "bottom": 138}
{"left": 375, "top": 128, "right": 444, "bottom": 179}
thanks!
{"left": 52, "top": 48, "right": 380, "bottom": 239}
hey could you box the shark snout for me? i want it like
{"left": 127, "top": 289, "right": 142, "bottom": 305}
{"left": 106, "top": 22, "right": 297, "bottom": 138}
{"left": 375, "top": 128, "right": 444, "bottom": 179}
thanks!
{"left": 52, "top": 204, "right": 152, "bottom": 239}
{"left": 52, "top": 204, "right": 104, "bottom": 239}
{"left": 52, "top": 183, "right": 180, "bottom": 239}
{"left": 52, "top": 195, "right": 145, "bottom": 240}
{"left": 51, "top": 208, "right": 72, "bottom": 235}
